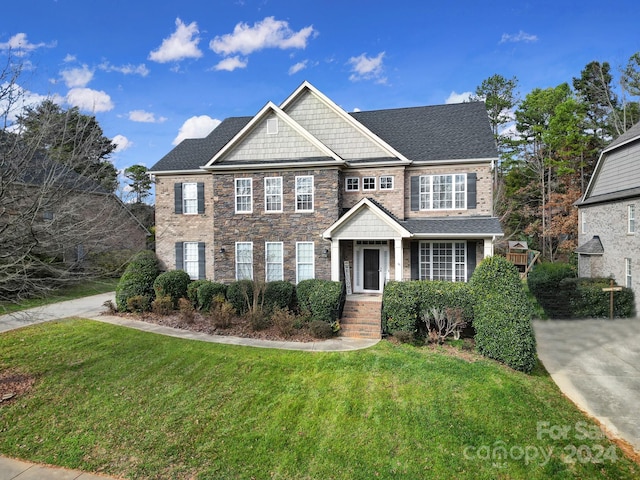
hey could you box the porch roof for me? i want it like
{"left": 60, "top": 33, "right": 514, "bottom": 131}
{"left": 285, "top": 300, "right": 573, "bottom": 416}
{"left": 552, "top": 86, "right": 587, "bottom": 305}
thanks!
{"left": 400, "top": 216, "right": 504, "bottom": 238}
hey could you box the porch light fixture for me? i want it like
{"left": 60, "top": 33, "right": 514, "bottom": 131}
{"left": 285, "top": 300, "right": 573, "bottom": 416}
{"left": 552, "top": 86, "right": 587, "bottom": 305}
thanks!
{"left": 219, "top": 247, "right": 226, "bottom": 254}
{"left": 323, "top": 248, "right": 329, "bottom": 258}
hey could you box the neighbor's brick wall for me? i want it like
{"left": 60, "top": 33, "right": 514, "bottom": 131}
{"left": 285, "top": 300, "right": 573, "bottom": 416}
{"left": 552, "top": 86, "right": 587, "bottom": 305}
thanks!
{"left": 212, "top": 168, "right": 340, "bottom": 283}
{"left": 154, "top": 174, "right": 214, "bottom": 272}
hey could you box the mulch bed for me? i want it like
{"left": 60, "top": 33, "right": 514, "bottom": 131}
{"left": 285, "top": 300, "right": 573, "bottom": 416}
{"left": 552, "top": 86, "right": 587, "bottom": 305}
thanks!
{"left": 0, "top": 369, "right": 36, "bottom": 406}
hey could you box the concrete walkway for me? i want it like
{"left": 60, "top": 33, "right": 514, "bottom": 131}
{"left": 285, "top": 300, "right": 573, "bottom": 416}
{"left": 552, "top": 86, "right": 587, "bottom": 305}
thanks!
{"left": 0, "top": 292, "right": 379, "bottom": 479}
{"left": 534, "top": 317, "right": 640, "bottom": 454}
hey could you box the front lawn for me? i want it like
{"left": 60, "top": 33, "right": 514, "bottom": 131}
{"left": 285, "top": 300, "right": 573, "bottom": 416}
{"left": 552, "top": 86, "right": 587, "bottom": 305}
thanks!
{"left": 0, "top": 319, "right": 637, "bottom": 479}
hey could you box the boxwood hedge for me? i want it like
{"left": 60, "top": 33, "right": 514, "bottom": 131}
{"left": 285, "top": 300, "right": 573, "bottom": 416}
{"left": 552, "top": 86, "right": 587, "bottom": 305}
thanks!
{"left": 115, "top": 250, "right": 160, "bottom": 311}
{"left": 153, "top": 270, "right": 191, "bottom": 308}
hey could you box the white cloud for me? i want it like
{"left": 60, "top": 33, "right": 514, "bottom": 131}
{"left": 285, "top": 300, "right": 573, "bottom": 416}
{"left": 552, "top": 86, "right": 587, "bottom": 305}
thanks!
{"left": 214, "top": 56, "right": 248, "bottom": 71}
{"left": 63, "top": 54, "right": 76, "bottom": 63}
{"left": 60, "top": 65, "right": 93, "bottom": 88}
{"left": 288, "top": 60, "right": 308, "bottom": 75}
{"left": 0, "top": 33, "right": 56, "bottom": 56}
{"left": 348, "top": 52, "right": 386, "bottom": 83}
{"left": 99, "top": 61, "right": 150, "bottom": 77}
{"left": 66, "top": 88, "right": 114, "bottom": 112}
{"left": 129, "top": 110, "right": 167, "bottom": 123}
{"left": 445, "top": 91, "right": 472, "bottom": 104}
{"left": 352, "top": 107, "right": 361, "bottom": 113}
{"left": 210, "top": 17, "right": 315, "bottom": 56}
{"left": 0, "top": 82, "right": 57, "bottom": 124}
{"left": 149, "top": 18, "right": 202, "bottom": 63}
{"left": 112, "top": 134, "right": 133, "bottom": 152}
{"left": 499, "top": 30, "right": 538, "bottom": 44}
{"left": 173, "top": 115, "right": 221, "bottom": 145}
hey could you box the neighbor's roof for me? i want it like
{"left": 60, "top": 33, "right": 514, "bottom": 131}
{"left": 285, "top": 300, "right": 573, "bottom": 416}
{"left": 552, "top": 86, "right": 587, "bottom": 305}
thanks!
{"left": 150, "top": 100, "right": 497, "bottom": 173}
{"left": 575, "top": 235, "right": 604, "bottom": 255}
{"left": 603, "top": 121, "right": 640, "bottom": 152}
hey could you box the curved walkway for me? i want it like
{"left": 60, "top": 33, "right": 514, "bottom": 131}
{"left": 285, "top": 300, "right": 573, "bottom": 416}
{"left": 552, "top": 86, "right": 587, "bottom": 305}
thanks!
{"left": 0, "top": 292, "right": 379, "bottom": 479}
{"left": 534, "top": 317, "right": 640, "bottom": 455}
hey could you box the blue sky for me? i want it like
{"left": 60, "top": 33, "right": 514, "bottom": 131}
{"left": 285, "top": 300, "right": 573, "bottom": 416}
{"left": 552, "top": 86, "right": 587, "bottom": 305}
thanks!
{"left": 1, "top": 0, "right": 638, "bottom": 199}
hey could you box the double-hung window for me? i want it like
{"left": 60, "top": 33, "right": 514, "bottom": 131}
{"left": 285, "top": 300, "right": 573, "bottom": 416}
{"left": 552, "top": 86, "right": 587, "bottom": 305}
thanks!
{"left": 419, "top": 174, "right": 466, "bottom": 210}
{"left": 235, "top": 242, "right": 253, "bottom": 280}
{"left": 295, "top": 176, "right": 313, "bottom": 212}
{"left": 235, "top": 178, "right": 252, "bottom": 213}
{"left": 265, "top": 242, "right": 284, "bottom": 281}
{"left": 183, "top": 183, "right": 198, "bottom": 214}
{"left": 419, "top": 241, "right": 466, "bottom": 282}
{"left": 626, "top": 258, "right": 632, "bottom": 288}
{"left": 183, "top": 242, "right": 200, "bottom": 279}
{"left": 629, "top": 205, "right": 636, "bottom": 234}
{"left": 296, "top": 242, "right": 314, "bottom": 283}
{"left": 265, "top": 177, "right": 283, "bottom": 212}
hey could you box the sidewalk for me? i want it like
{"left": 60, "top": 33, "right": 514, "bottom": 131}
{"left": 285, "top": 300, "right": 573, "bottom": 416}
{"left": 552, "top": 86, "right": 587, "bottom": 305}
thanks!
{"left": 0, "top": 292, "right": 380, "bottom": 479}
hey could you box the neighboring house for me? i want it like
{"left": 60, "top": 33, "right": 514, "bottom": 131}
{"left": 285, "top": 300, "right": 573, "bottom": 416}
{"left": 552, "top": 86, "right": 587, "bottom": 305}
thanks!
{"left": 575, "top": 121, "right": 640, "bottom": 305}
{"left": 149, "top": 81, "right": 503, "bottom": 292}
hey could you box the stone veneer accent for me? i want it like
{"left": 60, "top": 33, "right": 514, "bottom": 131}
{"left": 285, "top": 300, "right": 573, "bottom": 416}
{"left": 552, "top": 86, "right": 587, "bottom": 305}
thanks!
{"left": 155, "top": 174, "right": 214, "bottom": 272}
{"left": 212, "top": 168, "right": 340, "bottom": 283}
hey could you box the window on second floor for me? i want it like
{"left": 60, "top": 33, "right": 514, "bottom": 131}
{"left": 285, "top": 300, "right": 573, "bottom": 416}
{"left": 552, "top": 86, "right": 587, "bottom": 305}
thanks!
{"left": 581, "top": 211, "right": 587, "bottom": 234}
{"left": 295, "top": 175, "right": 314, "bottom": 212}
{"left": 629, "top": 204, "right": 636, "bottom": 234}
{"left": 174, "top": 182, "right": 204, "bottom": 214}
{"left": 362, "top": 177, "right": 376, "bottom": 191}
{"left": 235, "top": 178, "right": 252, "bottom": 213}
{"left": 345, "top": 177, "right": 359, "bottom": 191}
{"left": 419, "top": 174, "right": 466, "bottom": 210}
{"left": 264, "top": 177, "right": 283, "bottom": 212}
{"left": 380, "top": 176, "right": 394, "bottom": 190}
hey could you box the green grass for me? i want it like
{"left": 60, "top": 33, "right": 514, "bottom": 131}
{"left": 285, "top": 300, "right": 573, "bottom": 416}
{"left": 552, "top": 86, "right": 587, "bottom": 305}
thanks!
{"left": 0, "top": 278, "right": 118, "bottom": 314}
{"left": 0, "top": 320, "right": 637, "bottom": 479}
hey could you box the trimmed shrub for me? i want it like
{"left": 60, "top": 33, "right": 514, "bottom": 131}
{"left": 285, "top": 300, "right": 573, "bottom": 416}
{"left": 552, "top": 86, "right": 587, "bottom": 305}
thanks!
{"left": 151, "top": 295, "right": 173, "bottom": 315}
{"left": 470, "top": 256, "right": 537, "bottom": 374}
{"left": 115, "top": 250, "right": 160, "bottom": 311}
{"left": 264, "top": 281, "right": 295, "bottom": 313}
{"left": 197, "top": 281, "right": 227, "bottom": 311}
{"left": 178, "top": 297, "right": 195, "bottom": 324}
{"left": 187, "top": 279, "right": 210, "bottom": 307}
{"left": 209, "top": 295, "right": 235, "bottom": 329}
{"left": 306, "top": 280, "right": 343, "bottom": 323}
{"left": 226, "top": 280, "right": 255, "bottom": 315}
{"left": 392, "top": 330, "right": 415, "bottom": 344}
{"left": 309, "top": 320, "right": 333, "bottom": 339}
{"left": 564, "top": 277, "right": 635, "bottom": 318}
{"left": 295, "top": 279, "right": 316, "bottom": 313}
{"left": 153, "top": 270, "right": 191, "bottom": 308}
{"left": 271, "top": 306, "right": 297, "bottom": 337}
{"left": 527, "top": 262, "right": 576, "bottom": 318}
{"left": 126, "top": 294, "right": 152, "bottom": 313}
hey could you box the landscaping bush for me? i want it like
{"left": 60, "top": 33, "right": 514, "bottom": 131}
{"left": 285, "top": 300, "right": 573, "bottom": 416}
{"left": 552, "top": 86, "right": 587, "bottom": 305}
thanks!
{"left": 392, "top": 330, "right": 415, "bottom": 344}
{"left": 563, "top": 277, "right": 636, "bottom": 318}
{"left": 305, "top": 280, "right": 343, "bottom": 323}
{"left": 178, "top": 297, "right": 195, "bottom": 324}
{"left": 264, "top": 281, "right": 295, "bottom": 313}
{"left": 126, "top": 294, "right": 152, "bottom": 313}
{"left": 226, "top": 280, "right": 255, "bottom": 315}
{"left": 271, "top": 306, "right": 297, "bottom": 337}
{"left": 527, "top": 262, "right": 576, "bottom": 318}
{"left": 153, "top": 270, "right": 191, "bottom": 308}
{"left": 187, "top": 279, "right": 210, "bottom": 307}
{"left": 151, "top": 295, "right": 173, "bottom": 315}
{"left": 309, "top": 320, "right": 333, "bottom": 339}
{"left": 295, "top": 279, "right": 316, "bottom": 313}
{"left": 115, "top": 250, "right": 160, "bottom": 311}
{"left": 196, "top": 281, "right": 227, "bottom": 311}
{"left": 208, "top": 295, "right": 235, "bottom": 329}
{"left": 470, "top": 255, "right": 537, "bottom": 374}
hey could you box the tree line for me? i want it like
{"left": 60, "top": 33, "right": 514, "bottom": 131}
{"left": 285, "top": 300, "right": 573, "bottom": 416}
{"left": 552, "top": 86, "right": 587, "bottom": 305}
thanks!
{"left": 474, "top": 52, "right": 640, "bottom": 261}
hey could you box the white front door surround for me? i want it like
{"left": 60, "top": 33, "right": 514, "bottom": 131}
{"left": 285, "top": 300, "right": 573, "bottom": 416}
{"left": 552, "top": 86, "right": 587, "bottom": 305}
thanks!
{"left": 353, "top": 241, "right": 389, "bottom": 293}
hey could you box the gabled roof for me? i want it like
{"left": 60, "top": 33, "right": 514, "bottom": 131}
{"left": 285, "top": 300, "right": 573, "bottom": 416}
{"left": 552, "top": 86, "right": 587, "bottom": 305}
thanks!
{"left": 576, "top": 235, "right": 604, "bottom": 255}
{"left": 603, "top": 121, "right": 640, "bottom": 153}
{"left": 323, "top": 198, "right": 411, "bottom": 239}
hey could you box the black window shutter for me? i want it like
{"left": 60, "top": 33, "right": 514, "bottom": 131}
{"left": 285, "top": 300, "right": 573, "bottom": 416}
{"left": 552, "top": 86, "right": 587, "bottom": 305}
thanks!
{"left": 410, "top": 241, "right": 419, "bottom": 280}
{"left": 410, "top": 176, "right": 420, "bottom": 211}
{"left": 175, "top": 242, "right": 184, "bottom": 270}
{"left": 466, "top": 241, "right": 477, "bottom": 281}
{"left": 198, "top": 242, "right": 206, "bottom": 279}
{"left": 467, "top": 173, "right": 477, "bottom": 209}
{"left": 174, "top": 183, "right": 183, "bottom": 214}
{"left": 197, "top": 183, "right": 205, "bottom": 214}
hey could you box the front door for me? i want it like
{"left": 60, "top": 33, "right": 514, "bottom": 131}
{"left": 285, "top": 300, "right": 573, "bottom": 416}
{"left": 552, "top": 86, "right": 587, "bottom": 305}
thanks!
{"left": 363, "top": 249, "right": 380, "bottom": 291}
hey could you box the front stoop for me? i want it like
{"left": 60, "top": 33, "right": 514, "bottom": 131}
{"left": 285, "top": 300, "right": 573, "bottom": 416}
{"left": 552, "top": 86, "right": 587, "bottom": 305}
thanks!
{"left": 340, "top": 299, "right": 382, "bottom": 339}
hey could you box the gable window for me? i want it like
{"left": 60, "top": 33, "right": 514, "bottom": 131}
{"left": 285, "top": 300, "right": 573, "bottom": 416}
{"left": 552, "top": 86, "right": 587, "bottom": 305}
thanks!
{"left": 265, "top": 242, "right": 284, "bottom": 281}
{"left": 175, "top": 242, "right": 205, "bottom": 280}
{"left": 363, "top": 177, "right": 376, "bottom": 191}
{"left": 296, "top": 242, "right": 314, "bottom": 283}
{"left": 345, "top": 177, "right": 359, "bottom": 191}
{"left": 236, "top": 242, "right": 253, "bottom": 280}
{"left": 235, "top": 178, "right": 253, "bottom": 213}
{"left": 265, "top": 177, "right": 283, "bottom": 212}
{"left": 295, "top": 175, "right": 314, "bottom": 212}
{"left": 380, "top": 176, "right": 394, "bottom": 190}
{"left": 629, "top": 205, "right": 636, "bottom": 234}
{"left": 581, "top": 211, "right": 587, "bottom": 234}
{"left": 267, "top": 117, "right": 278, "bottom": 135}
{"left": 626, "top": 258, "right": 632, "bottom": 288}
{"left": 419, "top": 174, "right": 466, "bottom": 210}
{"left": 43, "top": 211, "right": 54, "bottom": 221}
{"left": 183, "top": 183, "right": 198, "bottom": 214}
{"left": 419, "top": 241, "right": 466, "bottom": 282}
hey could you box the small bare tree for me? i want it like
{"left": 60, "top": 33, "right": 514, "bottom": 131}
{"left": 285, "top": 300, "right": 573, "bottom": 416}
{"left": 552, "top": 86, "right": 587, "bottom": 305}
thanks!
{"left": 421, "top": 307, "right": 467, "bottom": 344}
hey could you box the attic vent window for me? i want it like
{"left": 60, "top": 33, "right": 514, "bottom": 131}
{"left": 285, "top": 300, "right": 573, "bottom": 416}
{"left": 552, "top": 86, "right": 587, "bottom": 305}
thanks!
{"left": 267, "top": 118, "right": 278, "bottom": 135}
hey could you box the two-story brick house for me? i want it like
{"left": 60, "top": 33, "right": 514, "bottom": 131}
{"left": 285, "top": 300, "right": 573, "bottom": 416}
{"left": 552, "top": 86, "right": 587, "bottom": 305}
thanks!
{"left": 149, "top": 81, "right": 503, "bottom": 293}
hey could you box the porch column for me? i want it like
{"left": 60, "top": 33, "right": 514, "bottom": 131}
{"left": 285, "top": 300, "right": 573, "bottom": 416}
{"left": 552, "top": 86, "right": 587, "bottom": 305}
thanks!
{"left": 483, "top": 237, "right": 494, "bottom": 258}
{"left": 394, "top": 237, "right": 403, "bottom": 281}
{"left": 330, "top": 239, "right": 340, "bottom": 281}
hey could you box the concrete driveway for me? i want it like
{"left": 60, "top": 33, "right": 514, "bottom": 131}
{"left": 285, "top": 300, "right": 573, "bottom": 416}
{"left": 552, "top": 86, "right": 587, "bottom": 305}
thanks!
{"left": 534, "top": 317, "right": 640, "bottom": 454}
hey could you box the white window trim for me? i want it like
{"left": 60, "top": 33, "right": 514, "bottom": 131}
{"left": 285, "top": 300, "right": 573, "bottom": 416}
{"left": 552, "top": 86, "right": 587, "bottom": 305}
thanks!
{"left": 265, "top": 242, "right": 284, "bottom": 282}
{"left": 626, "top": 258, "right": 632, "bottom": 288}
{"left": 628, "top": 205, "right": 636, "bottom": 234}
{"left": 419, "top": 174, "right": 467, "bottom": 211}
{"left": 235, "top": 242, "right": 253, "bottom": 280}
{"left": 345, "top": 177, "right": 359, "bottom": 191}
{"left": 295, "top": 175, "right": 314, "bottom": 212}
{"left": 183, "top": 182, "right": 198, "bottom": 215}
{"left": 362, "top": 176, "right": 376, "bottom": 191}
{"left": 380, "top": 175, "right": 394, "bottom": 190}
{"left": 235, "top": 178, "right": 253, "bottom": 214}
{"left": 418, "top": 240, "right": 467, "bottom": 282}
{"left": 264, "top": 177, "right": 283, "bottom": 213}
{"left": 296, "top": 241, "right": 315, "bottom": 284}
{"left": 183, "top": 242, "right": 200, "bottom": 280}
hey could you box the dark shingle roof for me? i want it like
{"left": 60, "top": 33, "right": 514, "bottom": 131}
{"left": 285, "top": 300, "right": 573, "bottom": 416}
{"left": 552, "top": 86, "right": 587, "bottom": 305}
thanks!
{"left": 149, "top": 100, "right": 497, "bottom": 172}
{"left": 350, "top": 101, "right": 498, "bottom": 162}
{"left": 400, "top": 216, "right": 503, "bottom": 236}
{"left": 576, "top": 235, "right": 604, "bottom": 255}
{"left": 604, "top": 121, "right": 640, "bottom": 151}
